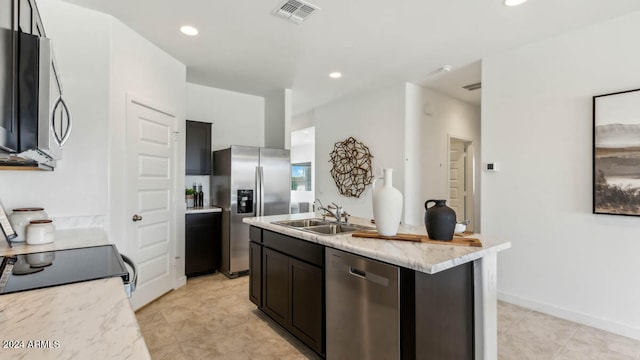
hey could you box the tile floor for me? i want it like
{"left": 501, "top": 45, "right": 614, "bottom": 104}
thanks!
{"left": 136, "top": 273, "right": 640, "bottom": 360}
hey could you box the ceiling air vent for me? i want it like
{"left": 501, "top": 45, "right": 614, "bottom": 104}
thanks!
{"left": 273, "top": 0, "right": 320, "bottom": 24}
{"left": 462, "top": 82, "right": 482, "bottom": 91}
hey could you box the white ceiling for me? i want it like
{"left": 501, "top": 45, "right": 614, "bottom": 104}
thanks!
{"left": 60, "top": 0, "right": 640, "bottom": 114}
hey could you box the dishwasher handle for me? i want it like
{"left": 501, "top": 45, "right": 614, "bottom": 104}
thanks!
{"left": 348, "top": 267, "right": 366, "bottom": 278}
{"left": 348, "top": 266, "right": 389, "bottom": 287}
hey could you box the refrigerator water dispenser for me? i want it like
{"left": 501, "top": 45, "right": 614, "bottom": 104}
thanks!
{"left": 237, "top": 189, "right": 254, "bottom": 214}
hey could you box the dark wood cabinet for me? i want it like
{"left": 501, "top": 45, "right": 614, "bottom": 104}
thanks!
{"left": 262, "top": 247, "right": 289, "bottom": 324}
{"left": 289, "top": 257, "right": 323, "bottom": 353}
{"left": 249, "top": 226, "right": 263, "bottom": 307}
{"left": 185, "top": 120, "right": 211, "bottom": 175}
{"left": 0, "top": 0, "right": 17, "bottom": 153}
{"left": 249, "top": 241, "right": 262, "bottom": 307}
{"left": 415, "top": 262, "right": 474, "bottom": 360}
{"left": 185, "top": 212, "right": 221, "bottom": 277}
{"left": 249, "top": 226, "right": 325, "bottom": 356}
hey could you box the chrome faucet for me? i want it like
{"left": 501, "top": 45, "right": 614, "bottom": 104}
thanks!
{"left": 316, "top": 200, "right": 349, "bottom": 224}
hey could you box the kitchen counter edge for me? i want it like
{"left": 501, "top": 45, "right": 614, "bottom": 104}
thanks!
{"left": 185, "top": 206, "right": 223, "bottom": 214}
{"left": 244, "top": 213, "right": 511, "bottom": 274}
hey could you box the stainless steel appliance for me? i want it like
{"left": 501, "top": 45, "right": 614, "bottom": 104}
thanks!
{"left": 326, "top": 248, "right": 401, "bottom": 359}
{"left": 212, "top": 146, "right": 290, "bottom": 277}
{"left": 0, "top": 245, "right": 137, "bottom": 297}
{"left": 0, "top": 0, "right": 71, "bottom": 170}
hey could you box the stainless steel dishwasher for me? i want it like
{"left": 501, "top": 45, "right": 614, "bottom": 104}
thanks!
{"left": 326, "top": 248, "right": 400, "bottom": 359}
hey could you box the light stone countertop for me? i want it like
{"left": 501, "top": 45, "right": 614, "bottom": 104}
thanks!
{"left": 244, "top": 213, "right": 511, "bottom": 274}
{"left": 0, "top": 277, "right": 150, "bottom": 360}
{"left": 0, "top": 227, "right": 151, "bottom": 360}
{"left": 185, "top": 206, "right": 222, "bottom": 214}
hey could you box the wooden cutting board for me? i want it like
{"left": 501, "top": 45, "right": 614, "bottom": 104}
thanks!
{"left": 351, "top": 231, "right": 482, "bottom": 247}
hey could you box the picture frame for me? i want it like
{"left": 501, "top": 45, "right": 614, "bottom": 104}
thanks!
{"left": 0, "top": 201, "right": 16, "bottom": 247}
{"left": 593, "top": 88, "right": 640, "bottom": 216}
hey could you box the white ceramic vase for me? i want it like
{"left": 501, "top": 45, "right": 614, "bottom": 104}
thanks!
{"left": 372, "top": 168, "right": 403, "bottom": 236}
{"left": 8, "top": 208, "right": 47, "bottom": 242}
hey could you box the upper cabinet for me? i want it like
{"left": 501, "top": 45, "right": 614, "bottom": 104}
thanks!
{"left": 186, "top": 120, "right": 211, "bottom": 175}
{"left": 0, "top": 0, "right": 17, "bottom": 153}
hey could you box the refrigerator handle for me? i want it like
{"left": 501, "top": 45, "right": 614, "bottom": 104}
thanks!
{"left": 259, "top": 166, "right": 265, "bottom": 216}
{"left": 255, "top": 166, "right": 261, "bottom": 216}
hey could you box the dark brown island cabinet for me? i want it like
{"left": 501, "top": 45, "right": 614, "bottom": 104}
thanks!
{"left": 249, "top": 226, "right": 324, "bottom": 356}
{"left": 249, "top": 226, "right": 474, "bottom": 360}
{"left": 185, "top": 120, "right": 211, "bottom": 175}
{"left": 185, "top": 212, "right": 221, "bottom": 277}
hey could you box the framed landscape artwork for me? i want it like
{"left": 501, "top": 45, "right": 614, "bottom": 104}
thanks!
{"left": 593, "top": 88, "right": 640, "bottom": 216}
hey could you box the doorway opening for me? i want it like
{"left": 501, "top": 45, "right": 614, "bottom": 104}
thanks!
{"left": 448, "top": 136, "right": 475, "bottom": 232}
{"left": 290, "top": 126, "right": 315, "bottom": 213}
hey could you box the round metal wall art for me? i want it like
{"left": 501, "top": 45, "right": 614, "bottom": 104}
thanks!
{"left": 329, "top": 137, "right": 374, "bottom": 198}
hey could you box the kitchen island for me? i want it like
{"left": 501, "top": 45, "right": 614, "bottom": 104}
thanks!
{"left": 244, "top": 213, "right": 510, "bottom": 360}
{"left": 0, "top": 228, "right": 150, "bottom": 360}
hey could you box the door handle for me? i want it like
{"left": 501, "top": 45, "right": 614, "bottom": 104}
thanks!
{"left": 132, "top": 214, "right": 143, "bottom": 222}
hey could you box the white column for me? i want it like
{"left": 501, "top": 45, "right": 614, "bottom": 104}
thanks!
{"left": 474, "top": 252, "right": 498, "bottom": 360}
{"left": 264, "top": 88, "right": 292, "bottom": 149}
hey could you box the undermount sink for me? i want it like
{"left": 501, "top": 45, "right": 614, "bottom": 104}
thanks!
{"left": 273, "top": 218, "right": 330, "bottom": 227}
{"left": 304, "top": 224, "right": 363, "bottom": 235}
{"left": 272, "top": 218, "right": 374, "bottom": 235}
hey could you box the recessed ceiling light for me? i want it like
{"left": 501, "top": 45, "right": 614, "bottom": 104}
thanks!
{"left": 180, "top": 25, "right": 199, "bottom": 36}
{"left": 504, "top": 0, "right": 527, "bottom": 6}
{"left": 329, "top": 72, "right": 342, "bottom": 79}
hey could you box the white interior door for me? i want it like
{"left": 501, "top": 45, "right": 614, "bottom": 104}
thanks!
{"left": 126, "top": 97, "right": 176, "bottom": 310}
{"left": 449, "top": 139, "right": 467, "bottom": 222}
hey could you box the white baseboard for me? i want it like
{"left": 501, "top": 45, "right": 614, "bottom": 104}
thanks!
{"left": 498, "top": 291, "right": 640, "bottom": 341}
{"left": 174, "top": 275, "right": 187, "bottom": 289}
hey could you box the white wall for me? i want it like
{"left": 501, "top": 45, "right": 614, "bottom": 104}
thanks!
{"left": 264, "top": 89, "right": 292, "bottom": 149}
{"left": 314, "top": 82, "right": 480, "bottom": 225}
{"left": 418, "top": 88, "right": 481, "bottom": 229}
{"left": 109, "top": 19, "right": 186, "bottom": 284}
{"left": 315, "top": 84, "right": 406, "bottom": 219}
{"left": 187, "top": 83, "right": 265, "bottom": 150}
{"left": 292, "top": 110, "right": 314, "bottom": 131}
{"left": 0, "top": 0, "right": 110, "bottom": 218}
{"left": 482, "top": 11, "right": 640, "bottom": 339}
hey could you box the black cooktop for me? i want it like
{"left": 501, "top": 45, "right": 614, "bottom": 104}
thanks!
{"left": 0, "top": 245, "right": 129, "bottom": 295}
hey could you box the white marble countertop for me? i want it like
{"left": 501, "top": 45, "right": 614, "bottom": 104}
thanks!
{"left": 185, "top": 206, "right": 222, "bottom": 214}
{"left": 0, "top": 277, "right": 150, "bottom": 360}
{"left": 244, "top": 213, "right": 511, "bottom": 274}
{"left": 0, "top": 227, "right": 151, "bottom": 359}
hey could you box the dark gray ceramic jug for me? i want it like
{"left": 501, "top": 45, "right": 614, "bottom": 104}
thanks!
{"left": 424, "top": 199, "right": 456, "bottom": 241}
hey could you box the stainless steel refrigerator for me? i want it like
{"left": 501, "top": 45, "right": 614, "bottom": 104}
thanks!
{"left": 211, "top": 146, "right": 291, "bottom": 277}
